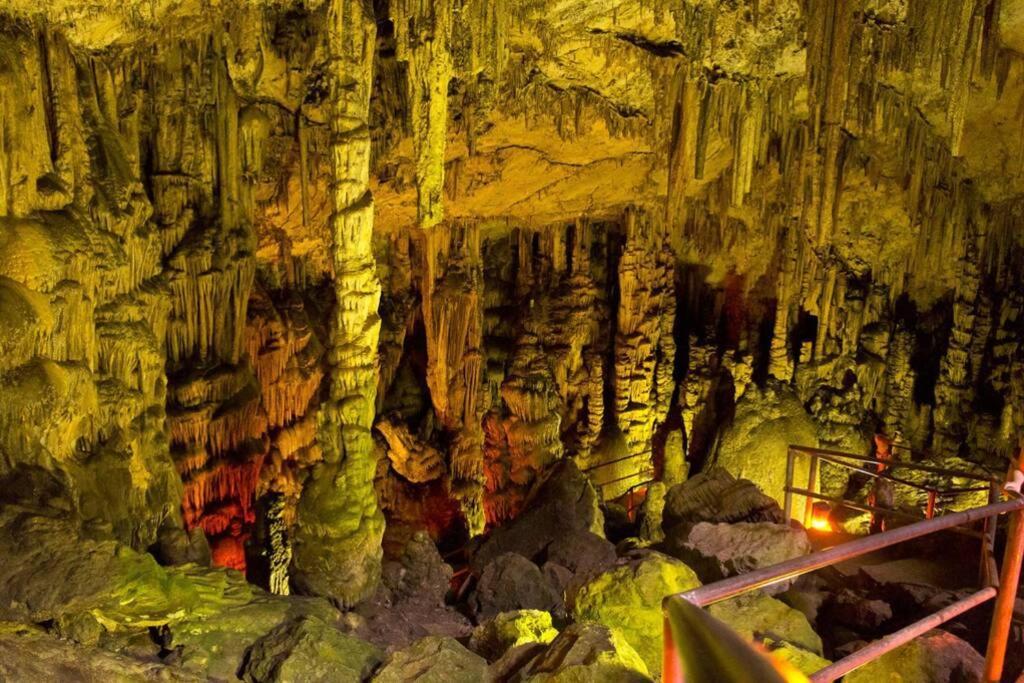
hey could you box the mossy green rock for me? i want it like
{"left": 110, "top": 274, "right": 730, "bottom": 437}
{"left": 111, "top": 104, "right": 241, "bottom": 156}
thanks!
{"left": 571, "top": 551, "right": 701, "bottom": 677}
{"left": 708, "top": 592, "right": 825, "bottom": 675}
{"left": 240, "top": 615, "right": 383, "bottom": 682}
{"left": 0, "top": 621, "right": 201, "bottom": 682}
{"left": 712, "top": 381, "right": 818, "bottom": 506}
{"left": 763, "top": 639, "right": 831, "bottom": 676}
{"left": 520, "top": 622, "right": 651, "bottom": 682}
{"left": 844, "top": 630, "right": 983, "bottom": 683}
{"left": 168, "top": 594, "right": 340, "bottom": 680}
{"left": 469, "top": 610, "right": 558, "bottom": 660}
{"left": 373, "top": 636, "right": 488, "bottom": 683}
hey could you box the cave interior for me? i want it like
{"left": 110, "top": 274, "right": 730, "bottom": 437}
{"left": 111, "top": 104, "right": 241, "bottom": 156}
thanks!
{"left": 1, "top": 0, "right": 1024, "bottom": 680}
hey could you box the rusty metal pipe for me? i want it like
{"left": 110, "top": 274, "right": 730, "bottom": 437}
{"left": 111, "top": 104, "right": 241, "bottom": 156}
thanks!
{"left": 784, "top": 448, "right": 795, "bottom": 521}
{"left": 785, "top": 486, "right": 985, "bottom": 539}
{"left": 803, "top": 454, "right": 820, "bottom": 527}
{"left": 669, "top": 497, "right": 1024, "bottom": 608}
{"left": 788, "top": 445, "right": 997, "bottom": 482}
{"left": 810, "top": 587, "right": 997, "bottom": 682}
{"left": 983, "top": 497, "right": 1024, "bottom": 682}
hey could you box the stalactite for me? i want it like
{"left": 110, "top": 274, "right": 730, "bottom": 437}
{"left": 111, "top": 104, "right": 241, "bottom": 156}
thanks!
{"left": 933, "top": 237, "right": 983, "bottom": 457}
{"left": 806, "top": 0, "right": 857, "bottom": 248}
{"left": 392, "top": 0, "right": 453, "bottom": 229}
{"left": 666, "top": 64, "right": 701, "bottom": 230}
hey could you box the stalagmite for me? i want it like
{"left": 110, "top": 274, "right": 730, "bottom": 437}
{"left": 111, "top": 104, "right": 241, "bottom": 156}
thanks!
{"left": 610, "top": 207, "right": 676, "bottom": 498}
{"left": 291, "top": 0, "right": 384, "bottom": 604}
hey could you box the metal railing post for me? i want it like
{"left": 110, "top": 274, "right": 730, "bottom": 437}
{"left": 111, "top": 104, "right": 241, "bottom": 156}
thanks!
{"left": 663, "top": 615, "right": 682, "bottom": 682}
{"left": 983, "top": 459, "right": 1024, "bottom": 682}
{"left": 784, "top": 447, "right": 794, "bottom": 521}
{"left": 980, "top": 481, "right": 1000, "bottom": 587}
{"left": 803, "top": 453, "right": 820, "bottom": 528}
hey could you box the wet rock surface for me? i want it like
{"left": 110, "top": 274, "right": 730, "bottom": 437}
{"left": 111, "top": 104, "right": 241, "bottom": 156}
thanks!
{"left": 663, "top": 468, "right": 787, "bottom": 527}
{"left": 663, "top": 521, "right": 811, "bottom": 587}
{"left": 570, "top": 550, "right": 701, "bottom": 677}
{"left": 469, "top": 553, "right": 564, "bottom": 621}
{"left": 503, "top": 622, "right": 651, "bottom": 682}
{"left": 240, "top": 616, "right": 383, "bottom": 683}
{"left": 844, "top": 630, "right": 984, "bottom": 683}
{"left": 470, "top": 461, "right": 605, "bottom": 572}
{"left": 372, "top": 636, "right": 488, "bottom": 683}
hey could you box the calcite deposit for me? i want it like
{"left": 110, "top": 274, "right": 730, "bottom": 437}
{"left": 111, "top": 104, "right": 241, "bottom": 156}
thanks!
{"left": 0, "top": 0, "right": 1022, "bottom": 679}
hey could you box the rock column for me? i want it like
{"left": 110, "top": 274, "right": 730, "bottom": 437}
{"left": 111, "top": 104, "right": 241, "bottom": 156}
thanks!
{"left": 291, "top": 0, "right": 384, "bottom": 604}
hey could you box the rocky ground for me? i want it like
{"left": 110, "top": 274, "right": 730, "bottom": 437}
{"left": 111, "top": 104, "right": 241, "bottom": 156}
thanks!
{"left": 1, "top": 460, "right": 1017, "bottom": 682}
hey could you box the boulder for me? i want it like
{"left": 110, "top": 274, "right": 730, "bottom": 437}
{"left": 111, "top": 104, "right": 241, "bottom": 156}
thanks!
{"left": 844, "top": 630, "right": 984, "bottom": 683}
{"left": 822, "top": 590, "right": 893, "bottom": 633}
{"left": 570, "top": 550, "right": 701, "bottom": 677}
{"left": 544, "top": 528, "right": 617, "bottom": 581}
{"left": 637, "top": 481, "right": 667, "bottom": 543}
{"left": 708, "top": 591, "right": 826, "bottom": 675}
{"left": 240, "top": 616, "right": 383, "bottom": 682}
{"left": 471, "top": 461, "right": 603, "bottom": 571}
{"left": 0, "top": 622, "right": 201, "bottom": 682}
{"left": 602, "top": 502, "right": 635, "bottom": 542}
{"left": 663, "top": 468, "right": 785, "bottom": 528}
{"left": 373, "top": 636, "right": 488, "bottom": 683}
{"left": 166, "top": 594, "right": 342, "bottom": 680}
{"left": 468, "top": 610, "right": 558, "bottom": 661}
{"left": 380, "top": 531, "right": 451, "bottom": 606}
{"left": 470, "top": 553, "right": 563, "bottom": 621}
{"left": 540, "top": 562, "right": 574, "bottom": 597}
{"left": 709, "top": 381, "right": 818, "bottom": 506}
{"left": 355, "top": 532, "right": 471, "bottom": 650}
{"left": 512, "top": 622, "right": 651, "bottom": 682}
{"left": 778, "top": 585, "right": 829, "bottom": 626}
{"left": 664, "top": 521, "right": 810, "bottom": 590}
{"left": 709, "top": 591, "right": 823, "bottom": 655}
{"left": 153, "top": 525, "right": 212, "bottom": 567}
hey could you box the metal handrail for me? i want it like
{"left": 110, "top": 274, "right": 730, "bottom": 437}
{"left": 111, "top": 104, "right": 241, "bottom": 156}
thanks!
{"left": 581, "top": 448, "right": 655, "bottom": 473}
{"left": 783, "top": 445, "right": 997, "bottom": 529}
{"left": 668, "top": 497, "right": 1024, "bottom": 608}
{"left": 663, "top": 452, "right": 1024, "bottom": 683}
{"left": 787, "top": 444, "right": 997, "bottom": 482}
{"left": 807, "top": 455, "right": 991, "bottom": 495}
{"left": 786, "top": 485, "right": 985, "bottom": 539}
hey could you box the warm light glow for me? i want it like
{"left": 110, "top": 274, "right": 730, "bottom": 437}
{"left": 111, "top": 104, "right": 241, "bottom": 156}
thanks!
{"left": 809, "top": 502, "right": 833, "bottom": 532}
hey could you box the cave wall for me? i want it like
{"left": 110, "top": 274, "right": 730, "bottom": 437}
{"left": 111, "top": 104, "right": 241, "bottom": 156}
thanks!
{"left": 0, "top": 0, "right": 1022, "bottom": 604}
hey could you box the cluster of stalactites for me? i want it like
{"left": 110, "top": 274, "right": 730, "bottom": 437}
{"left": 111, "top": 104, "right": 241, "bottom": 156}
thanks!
{"left": 418, "top": 223, "right": 488, "bottom": 533}
{"left": 0, "top": 25, "right": 184, "bottom": 548}
{"left": 480, "top": 220, "right": 608, "bottom": 525}
{"left": 607, "top": 207, "right": 676, "bottom": 499}
{"left": 390, "top": 0, "right": 510, "bottom": 228}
